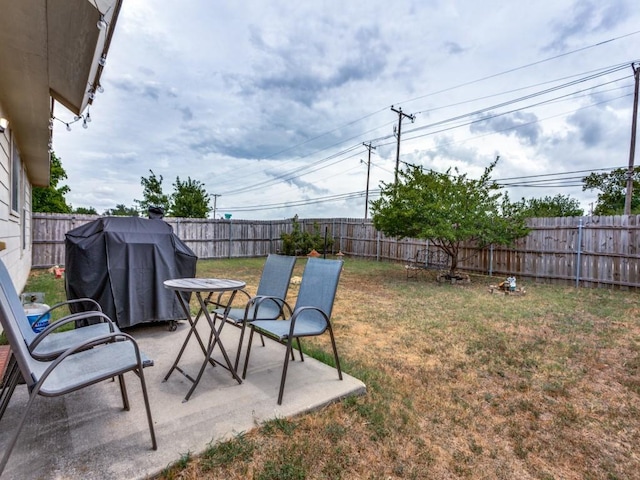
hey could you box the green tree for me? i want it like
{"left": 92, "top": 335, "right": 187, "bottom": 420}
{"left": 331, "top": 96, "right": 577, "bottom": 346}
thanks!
{"left": 514, "top": 194, "right": 584, "bottom": 217}
{"left": 134, "top": 170, "right": 171, "bottom": 215}
{"left": 73, "top": 206, "right": 98, "bottom": 215}
{"left": 370, "top": 160, "right": 529, "bottom": 274}
{"left": 582, "top": 166, "right": 640, "bottom": 215}
{"left": 169, "top": 176, "right": 211, "bottom": 218}
{"left": 32, "top": 152, "right": 72, "bottom": 213}
{"left": 103, "top": 204, "right": 139, "bottom": 216}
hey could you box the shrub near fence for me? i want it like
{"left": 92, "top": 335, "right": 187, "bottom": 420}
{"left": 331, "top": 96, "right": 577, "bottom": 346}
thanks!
{"left": 32, "top": 213, "right": 640, "bottom": 290}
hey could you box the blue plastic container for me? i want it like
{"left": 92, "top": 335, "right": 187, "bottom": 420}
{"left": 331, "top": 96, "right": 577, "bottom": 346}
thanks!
{"left": 24, "top": 303, "right": 51, "bottom": 333}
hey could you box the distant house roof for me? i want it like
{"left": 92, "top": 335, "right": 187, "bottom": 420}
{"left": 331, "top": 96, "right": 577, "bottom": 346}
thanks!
{"left": 0, "top": 0, "right": 123, "bottom": 186}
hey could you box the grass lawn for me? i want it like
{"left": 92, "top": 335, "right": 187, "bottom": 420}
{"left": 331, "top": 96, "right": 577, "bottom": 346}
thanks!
{"left": 26, "top": 257, "right": 640, "bottom": 479}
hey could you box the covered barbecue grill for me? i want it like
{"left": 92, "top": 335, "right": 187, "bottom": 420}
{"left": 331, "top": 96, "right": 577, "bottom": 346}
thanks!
{"left": 65, "top": 216, "right": 197, "bottom": 328}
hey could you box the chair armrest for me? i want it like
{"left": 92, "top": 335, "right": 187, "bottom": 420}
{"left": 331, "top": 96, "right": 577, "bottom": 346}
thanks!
{"left": 36, "top": 298, "right": 102, "bottom": 320}
{"left": 206, "top": 289, "right": 252, "bottom": 310}
{"left": 248, "top": 295, "right": 292, "bottom": 321}
{"left": 29, "top": 312, "right": 118, "bottom": 354}
{"left": 287, "top": 306, "right": 330, "bottom": 337}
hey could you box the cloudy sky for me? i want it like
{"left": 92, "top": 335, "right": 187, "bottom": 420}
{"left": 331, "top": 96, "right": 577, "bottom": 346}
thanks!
{"left": 51, "top": 0, "right": 640, "bottom": 219}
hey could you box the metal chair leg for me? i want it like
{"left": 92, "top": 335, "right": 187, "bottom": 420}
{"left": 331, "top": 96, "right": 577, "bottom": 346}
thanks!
{"left": 277, "top": 337, "right": 295, "bottom": 405}
{"left": 117, "top": 374, "right": 130, "bottom": 411}
{"left": 0, "top": 360, "right": 20, "bottom": 422}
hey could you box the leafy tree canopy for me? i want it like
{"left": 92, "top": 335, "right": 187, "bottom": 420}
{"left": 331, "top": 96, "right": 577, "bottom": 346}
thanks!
{"left": 32, "top": 152, "right": 72, "bottom": 213}
{"left": 582, "top": 166, "right": 640, "bottom": 215}
{"left": 103, "top": 204, "right": 139, "bottom": 216}
{"left": 134, "top": 170, "right": 171, "bottom": 215}
{"left": 73, "top": 206, "right": 98, "bottom": 215}
{"left": 370, "top": 159, "right": 529, "bottom": 273}
{"left": 513, "top": 194, "right": 584, "bottom": 218}
{"left": 169, "top": 176, "right": 211, "bottom": 218}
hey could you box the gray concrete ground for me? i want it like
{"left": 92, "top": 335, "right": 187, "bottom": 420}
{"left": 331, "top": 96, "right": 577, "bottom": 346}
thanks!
{"left": 0, "top": 320, "right": 366, "bottom": 479}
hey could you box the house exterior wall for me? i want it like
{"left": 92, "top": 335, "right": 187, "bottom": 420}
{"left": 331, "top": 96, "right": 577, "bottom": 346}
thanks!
{"left": 0, "top": 123, "right": 33, "bottom": 292}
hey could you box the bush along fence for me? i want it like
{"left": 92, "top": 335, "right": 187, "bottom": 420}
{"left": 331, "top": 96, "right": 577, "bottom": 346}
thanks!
{"left": 31, "top": 213, "right": 640, "bottom": 290}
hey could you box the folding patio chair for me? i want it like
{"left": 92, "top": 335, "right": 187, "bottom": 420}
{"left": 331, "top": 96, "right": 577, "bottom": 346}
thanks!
{"left": 242, "top": 257, "right": 343, "bottom": 404}
{"left": 0, "top": 259, "right": 119, "bottom": 422}
{"left": 209, "top": 254, "right": 296, "bottom": 370}
{"left": 0, "top": 263, "right": 157, "bottom": 476}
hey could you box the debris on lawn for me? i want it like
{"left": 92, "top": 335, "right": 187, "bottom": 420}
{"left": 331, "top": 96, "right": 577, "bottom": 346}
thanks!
{"left": 489, "top": 276, "right": 526, "bottom": 295}
{"left": 47, "top": 265, "right": 65, "bottom": 279}
{"left": 436, "top": 271, "right": 471, "bottom": 284}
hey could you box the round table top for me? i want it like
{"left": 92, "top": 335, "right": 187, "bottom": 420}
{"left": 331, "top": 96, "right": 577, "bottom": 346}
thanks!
{"left": 163, "top": 278, "right": 246, "bottom": 292}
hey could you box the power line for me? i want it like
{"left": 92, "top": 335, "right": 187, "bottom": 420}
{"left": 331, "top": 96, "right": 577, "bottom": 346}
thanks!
{"left": 212, "top": 34, "right": 640, "bottom": 207}
{"left": 393, "top": 30, "right": 640, "bottom": 108}
{"left": 214, "top": 32, "right": 640, "bottom": 196}
{"left": 399, "top": 72, "right": 630, "bottom": 141}
{"left": 494, "top": 166, "right": 625, "bottom": 182}
{"left": 410, "top": 61, "right": 634, "bottom": 117}
{"left": 219, "top": 70, "right": 632, "bottom": 200}
{"left": 222, "top": 164, "right": 633, "bottom": 214}
{"left": 386, "top": 91, "right": 633, "bottom": 148}
{"left": 224, "top": 189, "right": 381, "bottom": 212}
{"left": 220, "top": 145, "right": 364, "bottom": 196}
{"left": 219, "top": 82, "right": 632, "bottom": 209}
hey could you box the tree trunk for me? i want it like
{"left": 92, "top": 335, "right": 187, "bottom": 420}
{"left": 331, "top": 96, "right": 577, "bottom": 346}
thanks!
{"left": 449, "top": 255, "right": 458, "bottom": 275}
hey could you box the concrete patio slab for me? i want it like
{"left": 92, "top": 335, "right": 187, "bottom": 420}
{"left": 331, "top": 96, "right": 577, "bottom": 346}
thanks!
{"left": 0, "top": 320, "right": 366, "bottom": 479}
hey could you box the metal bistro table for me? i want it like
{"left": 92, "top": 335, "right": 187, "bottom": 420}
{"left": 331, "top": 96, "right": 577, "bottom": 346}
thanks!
{"left": 163, "top": 278, "right": 246, "bottom": 401}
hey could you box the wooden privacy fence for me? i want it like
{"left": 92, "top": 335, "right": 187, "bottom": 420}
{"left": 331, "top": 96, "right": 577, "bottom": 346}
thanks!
{"left": 32, "top": 213, "right": 640, "bottom": 290}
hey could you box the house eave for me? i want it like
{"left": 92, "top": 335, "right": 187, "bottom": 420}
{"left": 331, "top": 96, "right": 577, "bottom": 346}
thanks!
{"left": 0, "top": 0, "right": 122, "bottom": 186}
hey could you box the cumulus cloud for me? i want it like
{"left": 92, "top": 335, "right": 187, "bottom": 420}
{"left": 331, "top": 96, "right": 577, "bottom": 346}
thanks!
{"left": 470, "top": 111, "right": 542, "bottom": 145}
{"left": 51, "top": 0, "right": 640, "bottom": 219}
{"left": 545, "top": 0, "right": 630, "bottom": 51}
{"left": 443, "top": 41, "right": 466, "bottom": 55}
{"left": 566, "top": 109, "right": 604, "bottom": 147}
{"left": 247, "top": 24, "right": 390, "bottom": 106}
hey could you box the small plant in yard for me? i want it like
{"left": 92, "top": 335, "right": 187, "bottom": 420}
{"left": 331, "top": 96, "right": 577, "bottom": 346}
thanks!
{"left": 161, "top": 451, "right": 191, "bottom": 480}
{"left": 279, "top": 214, "right": 333, "bottom": 256}
{"left": 261, "top": 417, "right": 298, "bottom": 437}
{"left": 24, "top": 258, "right": 640, "bottom": 479}
{"left": 200, "top": 432, "right": 255, "bottom": 471}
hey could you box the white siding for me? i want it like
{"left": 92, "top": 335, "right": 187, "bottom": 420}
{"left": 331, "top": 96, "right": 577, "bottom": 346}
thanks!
{"left": 0, "top": 126, "right": 33, "bottom": 292}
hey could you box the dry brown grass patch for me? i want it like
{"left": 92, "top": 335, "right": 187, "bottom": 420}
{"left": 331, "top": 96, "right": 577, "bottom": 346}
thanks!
{"left": 93, "top": 257, "right": 639, "bottom": 480}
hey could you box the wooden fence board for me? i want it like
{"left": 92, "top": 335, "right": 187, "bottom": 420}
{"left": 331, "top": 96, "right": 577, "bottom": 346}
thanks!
{"left": 31, "top": 213, "right": 640, "bottom": 290}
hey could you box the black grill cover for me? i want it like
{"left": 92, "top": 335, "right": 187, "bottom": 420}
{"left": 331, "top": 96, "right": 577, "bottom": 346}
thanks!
{"left": 65, "top": 217, "right": 197, "bottom": 328}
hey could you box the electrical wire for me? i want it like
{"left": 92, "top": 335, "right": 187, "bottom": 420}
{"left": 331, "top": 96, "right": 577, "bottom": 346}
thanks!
{"left": 209, "top": 32, "right": 640, "bottom": 210}
{"left": 239, "top": 65, "right": 632, "bottom": 196}
{"left": 393, "top": 30, "right": 640, "bottom": 108}
{"left": 219, "top": 72, "right": 632, "bottom": 199}
{"left": 213, "top": 32, "right": 640, "bottom": 195}
{"left": 224, "top": 189, "right": 381, "bottom": 212}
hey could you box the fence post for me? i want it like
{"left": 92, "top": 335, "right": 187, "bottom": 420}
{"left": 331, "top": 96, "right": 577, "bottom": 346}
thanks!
{"left": 489, "top": 244, "right": 493, "bottom": 277}
{"left": 575, "top": 218, "right": 583, "bottom": 287}
{"left": 332, "top": 219, "right": 336, "bottom": 254}
{"left": 376, "top": 230, "right": 381, "bottom": 262}
{"left": 228, "top": 219, "right": 232, "bottom": 259}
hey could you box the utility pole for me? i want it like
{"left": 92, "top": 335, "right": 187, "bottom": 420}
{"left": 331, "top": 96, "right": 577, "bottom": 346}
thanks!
{"left": 361, "top": 142, "right": 376, "bottom": 219}
{"left": 624, "top": 62, "right": 640, "bottom": 215}
{"left": 212, "top": 194, "right": 221, "bottom": 219}
{"left": 391, "top": 105, "right": 415, "bottom": 184}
